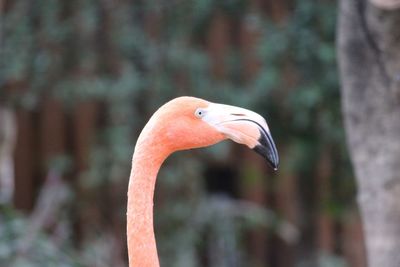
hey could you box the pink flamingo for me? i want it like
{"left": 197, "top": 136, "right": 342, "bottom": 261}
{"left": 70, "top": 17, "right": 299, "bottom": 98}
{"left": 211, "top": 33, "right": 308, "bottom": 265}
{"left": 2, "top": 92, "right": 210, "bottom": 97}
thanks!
{"left": 127, "top": 96, "right": 278, "bottom": 266}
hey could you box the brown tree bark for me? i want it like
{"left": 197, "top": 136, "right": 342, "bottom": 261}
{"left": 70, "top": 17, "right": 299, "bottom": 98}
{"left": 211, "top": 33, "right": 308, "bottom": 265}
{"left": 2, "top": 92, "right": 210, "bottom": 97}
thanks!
{"left": 338, "top": 1, "right": 400, "bottom": 266}
{"left": 342, "top": 211, "right": 367, "bottom": 267}
{"left": 13, "top": 109, "right": 36, "bottom": 211}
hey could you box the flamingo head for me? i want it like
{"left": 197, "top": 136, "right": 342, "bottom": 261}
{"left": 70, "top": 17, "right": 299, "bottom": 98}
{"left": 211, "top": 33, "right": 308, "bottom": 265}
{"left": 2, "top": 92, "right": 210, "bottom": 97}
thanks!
{"left": 148, "top": 96, "right": 279, "bottom": 170}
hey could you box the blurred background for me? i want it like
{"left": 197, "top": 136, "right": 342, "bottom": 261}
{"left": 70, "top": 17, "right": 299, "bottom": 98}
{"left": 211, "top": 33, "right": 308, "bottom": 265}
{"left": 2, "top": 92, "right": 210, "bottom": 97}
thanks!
{"left": 0, "top": 0, "right": 364, "bottom": 266}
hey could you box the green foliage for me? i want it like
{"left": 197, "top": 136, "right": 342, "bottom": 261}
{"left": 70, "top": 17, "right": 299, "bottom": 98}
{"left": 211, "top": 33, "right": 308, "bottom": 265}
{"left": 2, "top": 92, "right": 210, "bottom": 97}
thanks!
{"left": 255, "top": 0, "right": 354, "bottom": 218}
{"left": 0, "top": 0, "right": 354, "bottom": 266}
{"left": 0, "top": 206, "right": 81, "bottom": 267}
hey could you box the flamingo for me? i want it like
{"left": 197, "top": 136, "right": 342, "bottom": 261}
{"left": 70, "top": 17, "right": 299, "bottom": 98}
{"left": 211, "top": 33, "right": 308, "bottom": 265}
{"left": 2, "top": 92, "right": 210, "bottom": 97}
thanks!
{"left": 127, "top": 96, "right": 279, "bottom": 267}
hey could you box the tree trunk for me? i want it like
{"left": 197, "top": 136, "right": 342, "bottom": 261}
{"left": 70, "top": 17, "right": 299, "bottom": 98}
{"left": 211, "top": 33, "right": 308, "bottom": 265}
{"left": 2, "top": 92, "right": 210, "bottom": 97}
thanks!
{"left": 338, "top": 1, "right": 400, "bottom": 266}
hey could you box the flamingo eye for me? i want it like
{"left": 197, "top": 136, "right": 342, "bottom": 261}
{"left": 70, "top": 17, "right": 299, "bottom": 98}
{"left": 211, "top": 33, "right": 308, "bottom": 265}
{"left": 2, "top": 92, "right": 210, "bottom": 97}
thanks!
{"left": 195, "top": 108, "right": 206, "bottom": 118}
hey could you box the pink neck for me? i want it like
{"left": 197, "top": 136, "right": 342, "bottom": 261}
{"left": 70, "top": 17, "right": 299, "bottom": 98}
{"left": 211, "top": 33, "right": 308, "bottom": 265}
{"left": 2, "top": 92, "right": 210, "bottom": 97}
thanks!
{"left": 127, "top": 132, "right": 169, "bottom": 267}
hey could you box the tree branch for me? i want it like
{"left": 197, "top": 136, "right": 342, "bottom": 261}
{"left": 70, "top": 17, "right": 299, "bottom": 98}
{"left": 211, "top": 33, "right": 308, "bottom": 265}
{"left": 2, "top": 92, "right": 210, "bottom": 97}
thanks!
{"left": 0, "top": 107, "right": 16, "bottom": 204}
{"left": 370, "top": 0, "right": 400, "bottom": 10}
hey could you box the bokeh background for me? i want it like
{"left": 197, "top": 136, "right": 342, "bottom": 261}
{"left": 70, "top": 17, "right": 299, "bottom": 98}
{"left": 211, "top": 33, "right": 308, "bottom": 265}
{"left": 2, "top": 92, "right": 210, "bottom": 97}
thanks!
{"left": 0, "top": 0, "right": 365, "bottom": 266}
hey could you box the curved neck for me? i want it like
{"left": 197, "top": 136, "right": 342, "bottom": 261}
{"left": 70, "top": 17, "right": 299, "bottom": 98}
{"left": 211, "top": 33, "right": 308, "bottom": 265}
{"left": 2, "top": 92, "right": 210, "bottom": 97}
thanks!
{"left": 127, "top": 130, "right": 170, "bottom": 267}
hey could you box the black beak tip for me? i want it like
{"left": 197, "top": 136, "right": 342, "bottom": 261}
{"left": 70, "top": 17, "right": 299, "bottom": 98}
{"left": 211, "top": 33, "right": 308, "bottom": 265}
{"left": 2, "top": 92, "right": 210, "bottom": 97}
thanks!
{"left": 271, "top": 161, "right": 279, "bottom": 171}
{"left": 253, "top": 144, "right": 279, "bottom": 170}
{"left": 253, "top": 130, "right": 279, "bottom": 171}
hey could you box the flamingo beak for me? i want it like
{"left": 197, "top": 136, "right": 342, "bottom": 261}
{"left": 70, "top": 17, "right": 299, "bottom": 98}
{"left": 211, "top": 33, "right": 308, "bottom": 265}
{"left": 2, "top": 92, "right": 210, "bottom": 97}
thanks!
{"left": 201, "top": 103, "right": 279, "bottom": 170}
